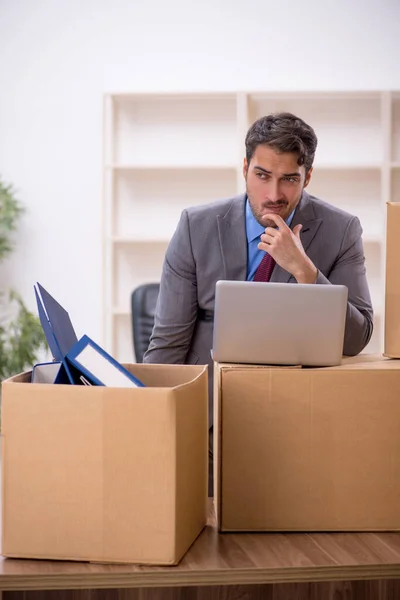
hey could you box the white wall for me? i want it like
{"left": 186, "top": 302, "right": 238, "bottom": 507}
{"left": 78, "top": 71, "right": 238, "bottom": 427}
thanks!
{"left": 0, "top": 0, "right": 399, "bottom": 352}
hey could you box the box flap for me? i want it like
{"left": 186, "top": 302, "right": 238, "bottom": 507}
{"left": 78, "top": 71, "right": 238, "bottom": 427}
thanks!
{"left": 124, "top": 363, "right": 207, "bottom": 388}
{"left": 214, "top": 354, "right": 394, "bottom": 374}
{"left": 385, "top": 202, "right": 400, "bottom": 357}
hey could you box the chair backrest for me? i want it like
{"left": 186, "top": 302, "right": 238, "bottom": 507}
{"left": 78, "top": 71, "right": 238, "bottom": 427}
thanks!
{"left": 131, "top": 283, "right": 160, "bottom": 363}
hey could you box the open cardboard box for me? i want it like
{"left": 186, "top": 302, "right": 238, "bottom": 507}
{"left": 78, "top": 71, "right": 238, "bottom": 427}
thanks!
{"left": 1, "top": 363, "right": 208, "bottom": 565}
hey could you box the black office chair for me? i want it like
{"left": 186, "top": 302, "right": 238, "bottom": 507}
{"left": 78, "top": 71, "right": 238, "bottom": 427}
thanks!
{"left": 131, "top": 283, "right": 160, "bottom": 363}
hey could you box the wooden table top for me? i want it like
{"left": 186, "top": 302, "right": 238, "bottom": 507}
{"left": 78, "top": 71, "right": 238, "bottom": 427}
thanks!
{"left": 1, "top": 502, "right": 400, "bottom": 591}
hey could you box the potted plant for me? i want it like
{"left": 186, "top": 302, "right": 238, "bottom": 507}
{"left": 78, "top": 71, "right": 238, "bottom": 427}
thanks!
{"left": 0, "top": 178, "right": 47, "bottom": 381}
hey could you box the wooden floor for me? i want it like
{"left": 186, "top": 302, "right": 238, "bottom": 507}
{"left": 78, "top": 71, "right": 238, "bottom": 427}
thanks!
{"left": 1, "top": 502, "right": 400, "bottom": 598}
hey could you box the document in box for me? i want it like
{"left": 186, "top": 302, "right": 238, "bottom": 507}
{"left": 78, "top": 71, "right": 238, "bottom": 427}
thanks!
{"left": 31, "top": 362, "right": 62, "bottom": 384}
{"left": 66, "top": 335, "right": 145, "bottom": 388}
{"left": 34, "top": 283, "right": 78, "bottom": 361}
{"left": 34, "top": 283, "right": 80, "bottom": 384}
{"left": 34, "top": 283, "right": 145, "bottom": 387}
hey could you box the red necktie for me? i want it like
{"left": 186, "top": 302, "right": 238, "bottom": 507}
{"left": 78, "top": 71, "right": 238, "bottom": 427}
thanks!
{"left": 253, "top": 253, "right": 275, "bottom": 282}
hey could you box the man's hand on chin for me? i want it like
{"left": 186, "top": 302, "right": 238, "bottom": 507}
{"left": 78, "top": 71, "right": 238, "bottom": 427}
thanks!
{"left": 258, "top": 213, "right": 318, "bottom": 284}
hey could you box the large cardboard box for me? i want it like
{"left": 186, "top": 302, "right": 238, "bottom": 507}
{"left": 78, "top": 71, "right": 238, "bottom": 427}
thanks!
{"left": 2, "top": 363, "right": 208, "bottom": 565}
{"left": 385, "top": 202, "right": 400, "bottom": 358}
{"left": 214, "top": 355, "right": 400, "bottom": 532}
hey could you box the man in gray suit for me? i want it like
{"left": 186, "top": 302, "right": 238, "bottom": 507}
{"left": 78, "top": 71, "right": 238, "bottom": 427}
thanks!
{"left": 143, "top": 112, "right": 374, "bottom": 495}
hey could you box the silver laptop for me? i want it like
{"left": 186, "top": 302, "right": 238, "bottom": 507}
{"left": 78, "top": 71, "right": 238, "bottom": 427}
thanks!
{"left": 212, "top": 280, "right": 348, "bottom": 367}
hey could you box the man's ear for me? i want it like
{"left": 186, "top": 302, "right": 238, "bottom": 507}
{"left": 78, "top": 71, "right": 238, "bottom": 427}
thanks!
{"left": 304, "top": 167, "right": 313, "bottom": 188}
{"left": 243, "top": 158, "right": 248, "bottom": 180}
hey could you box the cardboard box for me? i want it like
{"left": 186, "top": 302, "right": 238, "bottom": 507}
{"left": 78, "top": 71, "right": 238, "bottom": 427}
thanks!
{"left": 2, "top": 364, "right": 208, "bottom": 565}
{"left": 385, "top": 202, "right": 400, "bottom": 358}
{"left": 214, "top": 355, "right": 400, "bottom": 532}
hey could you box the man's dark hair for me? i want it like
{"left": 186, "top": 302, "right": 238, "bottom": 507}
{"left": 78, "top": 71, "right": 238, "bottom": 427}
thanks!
{"left": 245, "top": 112, "right": 318, "bottom": 172}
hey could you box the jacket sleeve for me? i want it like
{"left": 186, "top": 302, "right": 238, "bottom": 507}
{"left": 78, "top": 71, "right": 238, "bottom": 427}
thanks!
{"left": 143, "top": 209, "right": 198, "bottom": 364}
{"left": 315, "top": 216, "right": 374, "bottom": 355}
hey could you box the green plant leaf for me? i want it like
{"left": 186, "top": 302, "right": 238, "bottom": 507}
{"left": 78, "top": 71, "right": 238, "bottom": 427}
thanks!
{"left": 0, "top": 177, "right": 25, "bottom": 263}
{"left": 0, "top": 290, "right": 47, "bottom": 381}
{"left": 0, "top": 177, "right": 47, "bottom": 383}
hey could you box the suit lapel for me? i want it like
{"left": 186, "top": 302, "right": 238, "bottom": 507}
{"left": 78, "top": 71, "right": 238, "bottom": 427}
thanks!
{"left": 217, "top": 194, "right": 247, "bottom": 281}
{"left": 271, "top": 191, "right": 323, "bottom": 283}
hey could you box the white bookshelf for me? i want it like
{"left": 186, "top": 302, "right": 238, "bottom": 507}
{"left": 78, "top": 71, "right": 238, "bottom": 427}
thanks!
{"left": 103, "top": 91, "right": 400, "bottom": 361}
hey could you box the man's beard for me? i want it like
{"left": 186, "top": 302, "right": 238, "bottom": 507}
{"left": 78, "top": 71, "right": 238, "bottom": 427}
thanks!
{"left": 247, "top": 188, "right": 303, "bottom": 228}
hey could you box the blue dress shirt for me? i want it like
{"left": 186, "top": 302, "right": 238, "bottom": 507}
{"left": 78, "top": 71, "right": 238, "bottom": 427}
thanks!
{"left": 246, "top": 199, "right": 295, "bottom": 281}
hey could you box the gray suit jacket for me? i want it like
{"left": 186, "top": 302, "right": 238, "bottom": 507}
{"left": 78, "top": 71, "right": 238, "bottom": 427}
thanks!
{"left": 143, "top": 192, "right": 374, "bottom": 425}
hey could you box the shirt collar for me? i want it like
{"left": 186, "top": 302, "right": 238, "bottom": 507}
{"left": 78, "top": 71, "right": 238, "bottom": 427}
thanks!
{"left": 245, "top": 198, "right": 296, "bottom": 243}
